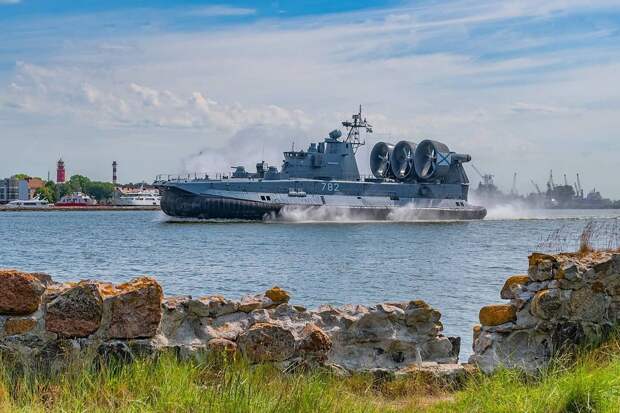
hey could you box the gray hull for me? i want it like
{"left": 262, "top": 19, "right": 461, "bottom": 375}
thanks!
{"left": 160, "top": 188, "right": 487, "bottom": 221}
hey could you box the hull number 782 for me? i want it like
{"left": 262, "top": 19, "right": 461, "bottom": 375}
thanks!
{"left": 321, "top": 182, "right": 340, "bottom": 192}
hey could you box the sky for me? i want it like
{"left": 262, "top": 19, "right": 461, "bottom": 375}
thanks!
{"left": 1, "top": 0, "right": 619, "bottom": 197}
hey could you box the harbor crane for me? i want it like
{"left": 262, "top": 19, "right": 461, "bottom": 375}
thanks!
{"left": 470, "top": 164, "right": 495, "bottom": 187}
{"left": 510, "top": 172, "right": 518, "bottom": 196}
{"left": 530, "top": 179, "right": 542, "bottom": 195}
{"left": 575, "top": 173, "right": 584, "bottom": 199}
{"left": 547, "top": 170, "right": 555, "bottom": 191}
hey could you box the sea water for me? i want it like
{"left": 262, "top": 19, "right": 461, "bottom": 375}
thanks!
{"left": 1, "top": 208, "right": 618, "bottom": 359}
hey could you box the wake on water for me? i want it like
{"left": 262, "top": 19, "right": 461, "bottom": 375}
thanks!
{"left": 156, "top": 204, "right": 620, "bottom": 224}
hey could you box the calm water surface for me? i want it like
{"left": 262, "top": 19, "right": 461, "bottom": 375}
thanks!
{"left": 1, "top": 208, "right": 619, "bottom": 359}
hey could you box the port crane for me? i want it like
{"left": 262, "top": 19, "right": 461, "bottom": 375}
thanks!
{"left": 530, "top": 179, "right": 542, "bottom": 195}
{"left": 470, "top": 164, "right": 495, "bottom": 187}
{"left": 510, "top": 172, "right": 518, "bottom": 196}
{"left": 547, "top": 170, "right": 555, "bottom": 191}
{"left": 574, "top": 174, "right": 584, "bottom": 199}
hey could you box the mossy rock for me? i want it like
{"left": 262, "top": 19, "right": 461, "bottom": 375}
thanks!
{"left": 479, "top": 304, "right": 516, "bottom": 326}
{"left": 500, "top": 275, "right": 530, "bottom": 299}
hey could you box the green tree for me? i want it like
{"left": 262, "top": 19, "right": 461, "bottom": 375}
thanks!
{"left": 34, "top": 181, "right": 58, "bottom": 203}
{"left": 68, "top": 175, "right": 91, "bottom": 192}
{"left": 12, "top": 173, "right": 29, "bottom": 180}
{"left": 54, "top": 175, "right": 115, "bottom": 202}
{"left": 84, "top": 181, "right": 115, "bottom": 201}
{"left": 35, "top": 187, "right": 54, "bottom": 203}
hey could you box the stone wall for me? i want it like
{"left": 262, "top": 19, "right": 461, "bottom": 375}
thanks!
{"left": 0, "top": 269, "right": 459, "bottom": 373}
{"left": 470, "top": 251, "right": 620, "bottom": 373}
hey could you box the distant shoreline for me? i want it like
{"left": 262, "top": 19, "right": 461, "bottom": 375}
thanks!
{"left": 0, "top": 206, "right": 161, "bottom": 212}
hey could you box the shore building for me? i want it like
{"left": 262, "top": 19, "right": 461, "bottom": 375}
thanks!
{"left": 0, "top": 178, "right": 29, "bottom": 204}
{"left": 25, "top": 177, "right": 45, "bottom": 199}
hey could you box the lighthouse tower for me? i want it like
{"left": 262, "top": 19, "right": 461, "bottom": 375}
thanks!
{"left": 56, "top": 158, "right": 66, "bottom": 183}
{"left": 112, "top": 161, "right": 118, "bottom": 185}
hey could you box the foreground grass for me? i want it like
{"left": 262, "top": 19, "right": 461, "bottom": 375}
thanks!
{"left": 1, "top": 338, "right": 620, "bottom": 412}
{"left": 436, "top": 335, "right": 620, "bottom": 413}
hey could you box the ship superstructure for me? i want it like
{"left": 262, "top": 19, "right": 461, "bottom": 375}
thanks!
{"left": 156, "top": 108, "right": 486, "bottom": 220}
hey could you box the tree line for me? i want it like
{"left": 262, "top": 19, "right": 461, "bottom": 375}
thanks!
{"left": 35, "top": 175, "right": 115, "bottom": 203}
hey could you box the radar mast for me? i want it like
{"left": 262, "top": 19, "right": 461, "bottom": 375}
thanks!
{"left": 342, "top": 105, "right": 372, "bottom": 153}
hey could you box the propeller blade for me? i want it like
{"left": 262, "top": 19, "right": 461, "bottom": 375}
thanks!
{"left": 421, "top": 159, "right": 433, "bottom": 177}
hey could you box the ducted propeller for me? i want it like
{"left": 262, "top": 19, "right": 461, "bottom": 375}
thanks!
{"left": 370, "top": 142, "right": 395, "bottom": 178}
{"left": 390, "top": 141, "right": 418, "bottom": 181}
{"left": 414, "top": 140, "right": 451, "bottom": 180}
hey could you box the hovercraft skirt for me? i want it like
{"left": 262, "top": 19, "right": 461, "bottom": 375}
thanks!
{"left": 160, "top": 191, "right": 486, "bottom": 221}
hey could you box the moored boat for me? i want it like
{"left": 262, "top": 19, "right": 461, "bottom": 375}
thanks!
{"left": 55, "top": 192, "right": 97, "bottom": 207}
{"left": 115, "top": 189, "right": 161, "bottom": 206}
{"left": 6, "top": 197, "right": 50, "bottom": 208}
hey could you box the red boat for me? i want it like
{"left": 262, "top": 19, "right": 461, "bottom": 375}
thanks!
{"left": 55, "top": 192, "right": 97, "bottom": 207}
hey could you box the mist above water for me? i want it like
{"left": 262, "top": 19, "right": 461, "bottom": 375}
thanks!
{"left": 158, "top": 202, "right": 619, "bottom": 224}
{"left": 470, "top": 194, "right": 620, "bottom": 221}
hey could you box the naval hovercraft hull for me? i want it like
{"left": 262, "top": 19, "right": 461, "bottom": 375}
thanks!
{"left": 160, "top": 189, "right": 487, "bottom": 221}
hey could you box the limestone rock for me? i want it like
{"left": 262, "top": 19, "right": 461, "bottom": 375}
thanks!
{"left": 0, "top": 269, "right": 45, "bottom": 315}
{"left": 298, "top": 323, "right": 331, "bottom": 359}
{"left": 398, "top": 362, "right": 476, "bottom": 388}
{"left": 104, "top": 277, "right": 163, "bottom": 339}
{"left": 479, "top": 304, "right": 516, "bottom": 326}
{"left": 186, "top": 295, "right": 238, "bottom": 318}
{"left": 470, "top": 330, "right": 551, "bottom": 374}
{"left": 207, "top": 338, "right": 237, "bottom": 356}
{"left": 45, "top": 282, "right": 103, "bottom": 338}
{"left": 405, "top": 300, "right": 440, "bottom": 328}
{"left": 238, "top": 292, "right": 277, "bottom": 312}
{"left": 500, "top": 275, "right": 530, "bottom": 299}
{"left": 237, "top": 322, "right": 296, "bottom": 363}
{"left": 210, "top": 311, "right": 254, "bottom": 341}
{"left": 559, "top": 262, "right": 581, "bottom": 282}
{"left": 472, "top": 325, "right": 481, "bottom": 345}
{"left": 569, "top": 287, "right": 608, "bottom": 322}
{"left": 4, "top": 317, "right": 37, "bottom": 336}
{"left": 528, "top": 253, "right": 557, "bottom": 281}
{"left": 0, "top": 272, "right": 459, "bottom": 373}
{"left": 514, "top": 305, "right": 538, "bottom": 330}
{"left": 238, "top": 296, "right": 262, "bottom": 312}
{"left": 159, "top": 296, "right": 192, "bottom": 343}
{"left": 264, "top": 286, "right": 290, "bottom": 304}
{"left": 473, "top": 251, "right": 620, "bottom": 374}
{"left": 530, "top": 289, "right": 564, "bottom": 320}
{"left": 320, "top": 301, "right": 456, "bottom": 371}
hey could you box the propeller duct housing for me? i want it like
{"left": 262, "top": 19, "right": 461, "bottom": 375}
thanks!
{"left": 370, "top": 142, "right": 395, "bottom": 178}
{"left": 390, "top": 141, "right": 418, "bottom": 181}
{"left": 414, "top": 140, "right": 451, "bottom": 181}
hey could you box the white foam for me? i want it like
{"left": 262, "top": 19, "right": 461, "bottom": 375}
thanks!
{"left": 155, "top": 202, "right": 620, "bottom": 224}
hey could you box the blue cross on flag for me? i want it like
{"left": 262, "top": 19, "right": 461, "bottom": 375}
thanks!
{"left": 437, "top": 152, "right": 451, "bottom": 166}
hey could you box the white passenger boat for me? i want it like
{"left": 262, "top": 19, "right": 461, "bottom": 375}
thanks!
{"left": 116, "top": 189, "right": 161, "bottom": 206}
{"left": 55, "top": 192, "right": 97, "bottom": 207}
{"left": 6, "top": 197, "right": 50, "bottom": 208}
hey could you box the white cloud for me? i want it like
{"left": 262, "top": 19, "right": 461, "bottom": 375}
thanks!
{"left": 187, "top": 5, "right": 256, "bottom": 17}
